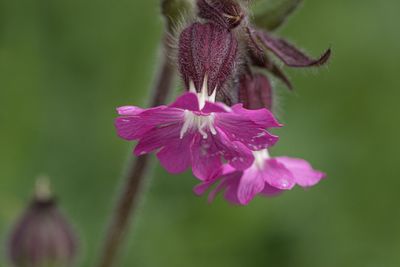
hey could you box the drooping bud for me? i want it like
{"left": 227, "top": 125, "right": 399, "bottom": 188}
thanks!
{"left": 197, "top": 0, "right": 245, "bottom": 29}
{"left": 255, "top": 29, "right": 331, "bottom": 67}
{"left": 178, "top": 22, "right": 238, "bottom": 96}
{"left": 8, "top": 178, "right": 78, "bottom": 267}
{"left": 239, "top": 73, "right": 273, "bottom": 110}
{"left": 246, "top": 27, "right": 293, "bottom": 89}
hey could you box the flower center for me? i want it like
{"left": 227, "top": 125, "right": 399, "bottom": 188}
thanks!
{"left": 180, "top": 111, "right": 217, "bottom": 139}
{"left": 253, "top": 149, "right": 270, "bottom": 170}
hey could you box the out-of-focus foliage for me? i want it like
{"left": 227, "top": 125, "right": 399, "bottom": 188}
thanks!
{"left": 251, "top": 0, "right": 302, "bottom": 30}
{"left": 1, "top": 0, "right": 400, "bottom": 267}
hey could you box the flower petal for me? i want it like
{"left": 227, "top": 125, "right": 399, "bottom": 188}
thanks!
{"left": 212, "top": 171, "right": 242, "bottom": 204}
{"left": 190, "top": 133, "right": 223, "bottom": 181}
{"left": 193, "top": 179, "right": 217, "bottom": 196}
{"left": 275, "top": 157, "right": 326, "bottom": 187}
{"left": 115, "top": 106, "right": 179, "bottom": 140}
{"left": 216, "top": 129, "right": 255, "bottom": 170}
{"left": 260, "top": 183, "right": 283, "bottom": 197}
{"left": 201, "top": 101, "right": 228, "bottom": 113}
{"left": 231, "top": 104, "right": 281, "bottom": 127}
{"left": 216, "top": 112, "right": 279, "bottom": 150}
{"left": 117, "top": 106, "right": 144, "bottom": 116}
{"left": 169, "top": 92, "right": 200, "bottom": 111}
{"left": 134, "top": 123, "right": 182, "bottom": 156}
{"left": 157, "top": 134, "right": 192, "bottom": 174}
{"left": 257, "top": 30, "right": 331, "bottom": 67}
{"left": 237, "top": 167, "right": 265, "bottom": 205}
{"left": 263, "top": 159, "right": 296, "bottom": 190}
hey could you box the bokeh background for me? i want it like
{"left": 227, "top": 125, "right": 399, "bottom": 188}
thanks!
{"left": 1, "top": 0, "right": 400, "bottom": 266}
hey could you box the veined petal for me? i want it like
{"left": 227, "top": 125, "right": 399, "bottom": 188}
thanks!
{"left": 275, "top": 157, "right": 326, "bottom": 187}
{"left": 169, "top": 92, "right": 200, "bottom": 111}
{"left": 201, "top": 101, "right": 228, "bottom": 113}
{"left": 157, "top": 133, "right": 193, "bottom": 174}
{"left": 260, "top": 183, "right": 283, "bottom": 197}
{"left": 190, "top": 133, "right": 223, "bottom": 181}
{"left": 212, "top": 172, "right": 242, "bottom": 204}
{"left": 263, "top": 159, "right": 296, "bottom": 190}
{"left": 134, "top": 123, "right": 182, "bottom": 156}
{"left": 215, "top": 112, "right": 279, "bottom": 150}
{"left": 237, "top": 167, "right": 265, "bottom": 205}
{"left": 215, "top": 129, "right": 254, "bottom": 170}
{"left": 231, "top": 104, "right": 282, "bottom": 127}
{"left": 115, "top": 106, "right": 179, "bottom": 140}
{"left": 193, "top": 179, "right": 217, "bottom": 196}
{"left": 117, "top": 106, "right": 144, "bottom": 116}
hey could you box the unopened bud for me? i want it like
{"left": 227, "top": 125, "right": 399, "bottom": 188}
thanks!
{"left": 197, "top": 0, "right": 245, "bottom": 29}
{"left": 178, "top": 22, "right": 238, "bottom": 95}
{"left": 239, "top": 73, "right": 273, "bottom": 110}
{"left": 8, "top": 179, "right": 77, "bottom": 267}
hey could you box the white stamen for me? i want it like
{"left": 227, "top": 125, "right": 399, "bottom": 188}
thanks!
{"left": 189, "top": 76, "right": 217, "bottom": 109}
{"left": 189, "top": 80, "right": 196, "bottom": 93}
{"left": 181, "top": 76, "right": 219, "bottom": 139}
{"left": 253, "top": 149, "right": 270, "bottom": 169}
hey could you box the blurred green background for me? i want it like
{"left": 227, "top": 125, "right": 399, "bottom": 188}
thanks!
{"left": 1, "top": 0, "right": 400, "bottom": 266}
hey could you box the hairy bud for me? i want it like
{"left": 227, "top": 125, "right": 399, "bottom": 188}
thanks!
{"left": 8, "top": 179, "right": 77, "bottom": 267}
{"left": 178, "top": 22, "right": 238, "bottom": 95}
{"left": 197, "top": 0, "right": 244, "bottom": 29}
{"left": 239, "top": 73, "right": 273, "bottom": 110}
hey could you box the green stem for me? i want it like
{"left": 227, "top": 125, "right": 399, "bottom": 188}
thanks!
{"left": 95, "top": 34, "right": 175, "bottom": 267}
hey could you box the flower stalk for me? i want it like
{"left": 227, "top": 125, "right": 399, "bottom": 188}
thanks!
{"left": 96, "top": 25, "right": 177, "bottom": 267}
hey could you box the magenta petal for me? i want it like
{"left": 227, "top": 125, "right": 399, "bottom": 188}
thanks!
{"left": 201, "top": 101, "right": 228, "bottom": 113}
{"left": 215, "top": 129, "right": 254, "bottom": 170}
{"left": 263, "top": 159, "right": 296, "bottom": 190}
{"left": 190, "top": 134, "right": 223, "bottom": 181}
{"left": 193, "top": 179, "right": 217, "bottom": 196}
{"left": 115, "top": 116, "right": 148, "bottom": 141}
{"left": 216, "top": 112, "right": 279, "bottom": 150}
{"left": 212, "top": 172, "right": 242, "bottom": 204}
{"left": 275, "top": 157, "right": 326, "bottom": 187}
{"left": 237, "top": 167, "right": 265, "bottom": 205}
{"left": 117, "top": 106, "right": 144, "bottom": 116}
{"left": 157, "top": 134, "right": 192, "bottom": 174}
{"left": 260, "top": 183, "right": 283, "bottom": 197}
{"left": 134, "top": 123, "right": 181, "bottom": 156}
{"left": 231, "top": 104, "right": 282, "bottom": 127}
{"left": 169, "top": 93, "right": 200, "bottom": 111}
{"left": 115, "top": 106, "right": 178, "bottom": 140}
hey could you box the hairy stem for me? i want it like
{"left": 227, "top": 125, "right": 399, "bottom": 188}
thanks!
{"left": 95, "top": 35, "right": 175, "bottom": 267}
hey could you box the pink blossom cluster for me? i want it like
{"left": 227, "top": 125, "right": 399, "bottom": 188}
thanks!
{"left": 115, "top": 0, "right": 329, "bottom": 205}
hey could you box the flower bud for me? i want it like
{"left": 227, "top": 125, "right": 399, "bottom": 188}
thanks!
{"left": 197, "top": 0, "right": 245, "bottom": 29}
{"left": 178, "top": 22, "right": 238, "bottom": 96}
{"left": 239, "top": 73, "right": 273, "bottom": 110}
{"left": 8, "top": 179, "right": 77, "bottom": 267}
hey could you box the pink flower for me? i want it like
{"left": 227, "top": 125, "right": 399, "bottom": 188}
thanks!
{"left": 194, "top": 149, "right": 326, "bottom": 205}
{"left": 115, "top": 92, "right": 281, "bottom": 180}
